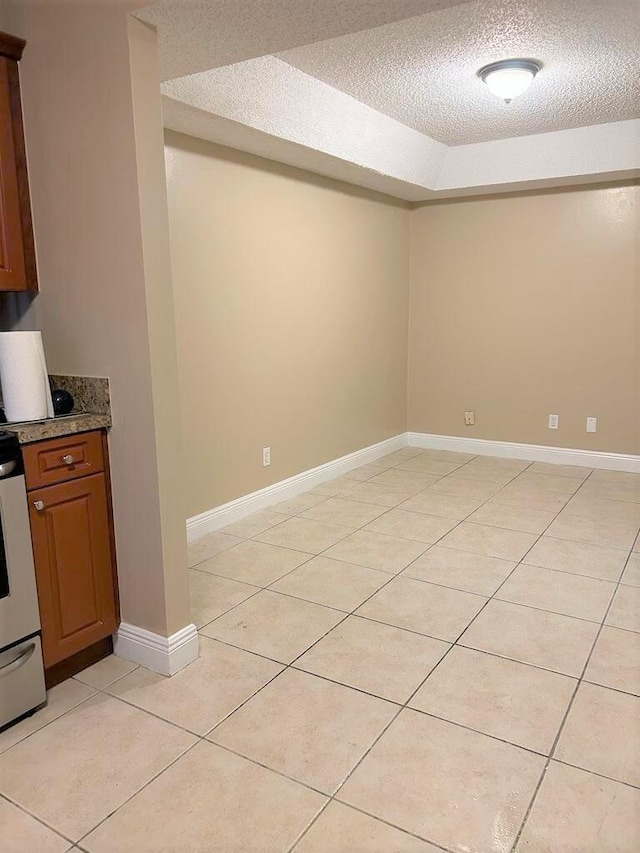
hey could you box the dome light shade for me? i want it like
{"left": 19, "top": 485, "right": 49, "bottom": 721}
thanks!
{"left": 478, "top": 59, "right": 541, "bottom": 103}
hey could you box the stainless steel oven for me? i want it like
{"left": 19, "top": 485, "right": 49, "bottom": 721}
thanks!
{"left": 0, "top": 430, "right": 46, "bottom": 729}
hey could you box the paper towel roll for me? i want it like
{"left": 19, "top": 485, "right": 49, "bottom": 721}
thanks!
{"left": 0, "top": 331, "right": 54, "bottom": 422}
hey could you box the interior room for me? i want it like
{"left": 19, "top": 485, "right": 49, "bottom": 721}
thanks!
{"left": 0, "top": 1, "right": 638, "bottom": 851}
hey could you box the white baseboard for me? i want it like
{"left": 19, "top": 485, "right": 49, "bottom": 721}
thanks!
{"left": 113, "top": 622, "right": 199, "bottom": 676}
{"left": 408, "top": 432, "right": 640, "bottom": 473}
{"left": 186, "top": 433, "right": 408, "bottom": 542}
{"left": 187, "top": 430, "right": 638, "bottom": 544}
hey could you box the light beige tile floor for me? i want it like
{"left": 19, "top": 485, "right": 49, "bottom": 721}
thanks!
{"left": 196, "top": 538, "right": 313, "bottom": 586}
{"left": 523, "top": 535, "right": 628, "bottom": 581}
{"left": 2, "top": 450, "right": 639, "bottom": 852}
{"left": 339, "top": 709, "right": 546, "bottom": 852}
{"left": 106, "top": 636, "right": 283, "bottom": 735}
{"left": 295, "top": 615, "right": 450, "bottom": 703}
{"left": 355, "top": 575, "right": 487, "bottom": 640}
{"left": 1, "top": 796, "right": 73, "bottom": 853}
{"left": 554, "top": 682, "right": 640, "bottom": 787}
{"left": 362, "top": 507, "right": 458, "bottom": 543}
{"left": 584, "top": 625, "right": 640, "bottom": 695}
{"left": 294, "top": 800, "right": 441, "bottom": 853}
{"left": 188, "top": 568, "right": 258, "bottom": 628}
{"left": 208, "top": 668, "right": 397, "bottom": 793}
{"left": 323, "top": 529, "right": 428, "bottom": 573}
{"left": 495, "top": 563, "right": 616, "bottom": 622}
{"left": 409, "top": 645, "right": 576, "bottom": 753}
{"left": 606, "top": 584, "right": 640, "bottom": 632}
{"left": 516, "top": 760, "right": 640, "bottom": 852}
{"left": 268, "top": 555, "right": 390, "bottom": 611}
{"left": 219, "top": 509, "right": 290, "bottom": 538}
{"left": 403, "top": 545, "right": 516, "bottom": 595}
{"left": 300, "top": 497, "right": 387, "bottom": 528}
{"left": 622, "top": 552, "right": 640, "bottom": 586}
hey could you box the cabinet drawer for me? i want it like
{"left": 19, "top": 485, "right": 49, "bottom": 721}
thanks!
{"left": 23, "top": 430, "right": 104, "bottom": 489}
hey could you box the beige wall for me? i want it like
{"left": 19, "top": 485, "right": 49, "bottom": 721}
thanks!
{"left": 165, "top": 132, "right": 410, "bottom": 518}
{"left": 409, "top": 183, "right": 640, "bottom": 454}
{"left": 3, "top": 2, "right": 190, "bottom": 637}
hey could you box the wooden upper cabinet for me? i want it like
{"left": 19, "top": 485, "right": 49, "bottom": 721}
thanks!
{"left": 0, "top": 31, "right": 37, "bottom": 292}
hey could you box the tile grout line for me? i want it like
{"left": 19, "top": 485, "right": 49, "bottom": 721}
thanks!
{"left": 194, "top": 530, "right": 633, "bottom": 595}
{"left": 196, "top": 455, "right": 638, "bottom": 781}
{"left": 205, "top": 452, "right": 514, "bottom": 650}
{"left": 73, "top": 737, "right": 205, "bottom": 849}
{"left": 311, "top": 458, "right": 625, "bottom": 852}
{"left": 0, "top": 689, "right": 101, "bottom": 759}
{"left": 197, "top": 451, "right": 477, "bottom": 853}
{"left": 547, "top": 757, "right": 640, "bottom": 791}
{"left": 278, "top": 453, "right": 549, "bottom": 852}
{"left": 198, "top": 611, "right": 617, "bottom": 687}
{"left": 26, "top": 481, "right": 640, "bottom": 850}
{"left": 392, "top": 463, "right": 636, "bottom": 851}
{"left": 0, "top": 791, "right": 78, "bottom": 849}
{"left": 197, "top": 484, "right": 634, "bottom": 631}
{"left": 106, "top": 460, "right": 640, "bottom": 849}
{"left": 507, "top": 470, "right": 639, "bottom": 851}
{"left": 196, "top": 458, "right": 466, "bottom": 647}
{"left": 0, "top": 732, "right": 202, "bottom": 851}
{"left": 6, "top": 452, "right": 636, "bottom": 850}
{"left": 197, "top": 451, "right": 598, "bottom": 775}
{"left": 84, "top": 500, "right": 455, "bottom": 853}
{"left": 199, "top": 452, "right": 500, "bottom": 853}
{"left": 207, "top": 736, "right": 460, "bottom": 853}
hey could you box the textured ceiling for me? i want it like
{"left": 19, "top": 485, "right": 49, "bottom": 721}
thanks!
{"left": 280, "top": 0, "right": 640, "bottom": 145}
{"left": 139, "top": 0, "right": 640, "bottom": 199}
{"left": 162, "top": 53, "right": 639, "bottom": 199}
{"left": 162, "top": 57, "right": 446, "bottom": 187}
{"left": 135, "top": 0, "right": 467, "bottom": 81}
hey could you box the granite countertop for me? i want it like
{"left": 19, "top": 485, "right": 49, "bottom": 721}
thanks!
{"left": 1, "top": 374, "right": 112, "bottom": 444}
{"left": 4, "top": 412, "right": 112, "bottom": 444}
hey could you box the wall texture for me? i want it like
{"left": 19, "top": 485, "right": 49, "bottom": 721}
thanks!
{"left": 3, "top": 2, "right": 191, "bottom": 637}
{"left": 165, "top": 132, "right": 410, "bottom": 517}
{"left": 409, "top": 183, "right": 639, "bottom": 454}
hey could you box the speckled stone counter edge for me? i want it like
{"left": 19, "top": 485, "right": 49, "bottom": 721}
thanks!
{"left": 6, "top": 413, "right": 112, "bottom": 444}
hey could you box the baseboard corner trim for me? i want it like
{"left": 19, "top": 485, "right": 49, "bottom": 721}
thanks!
{"left": 113, "top": 621, "right": 198, "bottom": 676}
{"left": 186, "top": 432, "right": 408, "bottom": 541}
{"left": 407, "top": 432, "right": 640, "bottom": 473}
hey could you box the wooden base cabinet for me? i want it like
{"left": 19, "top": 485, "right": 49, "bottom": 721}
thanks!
{"left": 23, "top": 431, "right": 119, "bottom": 669}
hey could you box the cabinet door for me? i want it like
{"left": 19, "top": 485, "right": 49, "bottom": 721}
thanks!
{"left": 28, "top": 473, "right": 118, "bottom": 667}
{"left": 0, "top": 56, "right": 37, "bottom": 291}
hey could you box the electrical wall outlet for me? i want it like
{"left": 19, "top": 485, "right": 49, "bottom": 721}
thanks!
{"left": 464, "top": 411, "right": 475, "bottom": 426}
{"left": 548, "top": 414, "right": 559, "bottom": 430}
{"left": 586, "top": 417, "right": 597, "bottom": 433}
{"left": 262, "top": 446, "right": 271, "bottom": 467}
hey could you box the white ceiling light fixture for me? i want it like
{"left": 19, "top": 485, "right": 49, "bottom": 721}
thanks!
{"left": 478, "top": 59, "right": 542, "bottom": 103}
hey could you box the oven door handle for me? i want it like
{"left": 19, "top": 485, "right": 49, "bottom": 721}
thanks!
{"left": 0, "top": 460, "right": 17, "bottom": 478}
{"left": 0, "top": 642, "right": 36, "bottom": 679}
